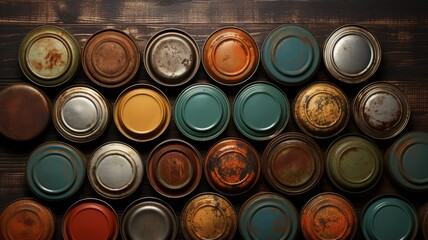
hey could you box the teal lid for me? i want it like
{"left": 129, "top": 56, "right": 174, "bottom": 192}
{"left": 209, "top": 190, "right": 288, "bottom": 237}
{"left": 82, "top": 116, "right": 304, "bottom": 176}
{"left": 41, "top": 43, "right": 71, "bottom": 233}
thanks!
{"left": 174, "top": 83, "right": 230, "bottom": 141}
{"left": 234, "top": 82, "right": 289, "bottom": 140}
{"left": 26, "top": 142, "right": 86, "bottom": 201}
{"left": 262, "top": 25, "right": 320, "bottom": 85}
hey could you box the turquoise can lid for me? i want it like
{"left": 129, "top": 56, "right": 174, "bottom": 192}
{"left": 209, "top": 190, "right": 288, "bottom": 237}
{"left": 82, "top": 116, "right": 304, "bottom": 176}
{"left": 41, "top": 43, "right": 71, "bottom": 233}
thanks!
{"left": 26, "top": 142, "right": 86, "bottom": 201}
{"left": 262, "top": 25, "right": 320, "bottom": 85}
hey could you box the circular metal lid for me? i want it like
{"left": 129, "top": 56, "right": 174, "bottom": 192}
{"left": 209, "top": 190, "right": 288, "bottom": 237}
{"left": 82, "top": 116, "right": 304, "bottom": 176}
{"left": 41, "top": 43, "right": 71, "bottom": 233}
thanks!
{"left": 202, "top": 27, "right": 259, "bottom": 85}
{"left": 353, "top": 82, "right": 410, "bottom": 139}
{"left": 144, "top": 29, "right": 200, "bottom": 86}
{"left": 53, "top": 85, "right": 110, "bottom": 143}
{"left": 82, "top": 29, "right": 140, "bottom": 88}
{"left": 294, "top": 82, "right": 350, "bottom": 139}
{"left": 0, "top": 83, "right": 50, "bottom": 141}
{"left": 26, "top": 142, "right": 86, "bottom": 201}
{"left": 421, "top": 203, "right": 428, "bottom": 239}
{"left": 121, "top": 197, "right": 178, "bottom": 240}
{"left": 262, "top": 25, "right": 320, "bottom": 85}
{"left": 18, "top": 25, "right": 80, "bottom": 87}
{"left": 262, "top": 132, "right": 323, "bottom": 195}
{"left": 181, "top": 193, "right": 237, "bottom": 240}
{"left": 0, "top": 199, "right": 55, "bottom": 240}
{"left": 88, "top": 142, "right": 144, "bottom": 199}
{"left": 174, "top": 83, "right": 230, "bottom": 141}
{"left": 324, "top": 25, "right": 381, "bottom": 84}
{"left": 114, "top": 84, "right": 171, "bottom": 142}
{"left": 204, "top": 138, "right": 260, "bottom": 195}
{"left": 233, "top": 82, "right": 290, "bottom": 141}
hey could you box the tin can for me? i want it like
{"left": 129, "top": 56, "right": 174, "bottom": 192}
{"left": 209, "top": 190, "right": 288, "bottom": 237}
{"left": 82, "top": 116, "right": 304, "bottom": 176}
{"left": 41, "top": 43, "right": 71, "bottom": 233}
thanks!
{"left": 181, "top": 193, "right": 237, "bottom": 240}
{"left": 114, "top": 84, "right": 171, "bottom": 142}
{"left": 262, "top": 25, "right": 320, "bottom": 85}
{"left": 204, "top": 138, "right": 260, "bottom": 195}
{"left": 82, "top": 29, "right": 140, "bottom": 88}
{"left": 301, "top": 192, "right": 357, "bottom": 240}
{"left": 144, "top": 28, "right": 200, "bottom": 86}
{"left": 0, "top": 198, "right": 55, "bottom": 240}
{"left": 353, "top": 82, "right": 410, "bottom": 139}
{"left": 53, "top": 85, "right": 110, "bottom": 143}
{"left": 19, "top": 25, "right": 80, "bottom": 87}
{"left": 420, "top": 202, "right": 428, "bottom": 239}
{"left": 174, "top": 83, "right": 230, "bottom": 141}
{"left": 202, "top": 27, "right": 259, "bottom": 85}
{"left": 238, "top": 192, "right": 298, "bottom": 240}
{"left": 0, "top": 83, "right": 50, "bottom": 141}
{"left": 26, "top": 142, "right": 86, "bottom": 201}
{"left": 147, "top": 139, "right": 202, "bottom": 198}
{"left": 233, "top": 82, "right": 290, "bottom": 141}
{"left": 262, "top": 132, "right": 323, "bottom": 195}
{"left": 294, "top": 82, "right": 350, "bottom": 139}
{"left": 88, "top": 142, "right": 144, "bottom": 199}
{"left": 121, "top": 197, "right": 177, "bottom": 240}
{"left": 324, "top": 25, "right": 381, "bottom": 84}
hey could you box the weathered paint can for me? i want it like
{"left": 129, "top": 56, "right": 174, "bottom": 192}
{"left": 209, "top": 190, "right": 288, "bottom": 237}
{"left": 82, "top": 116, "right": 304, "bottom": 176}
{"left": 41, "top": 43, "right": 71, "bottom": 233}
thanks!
{"left": 262, "top": 132, "right": 323, "bottom": 195}
{"left": 419, "top": 202, "right": 428, "bottom": 239}
{"left": 353, "top": 82, "right": 410, "bottom": 139}
{"left": 204, "top": 138, "right": 260, "bottom": 195}
{"left": 147, "top": 139, "right": 202, "bottom": 198}
{"left": 324, "top": 25, "right": 381, "bottom": 84}
{"left": 233, "top": 82, "right": 290, "bottom": 140}
{"left": 238, "top": 192, "right": 298, "bottom": 240}
{"left": 114, "top": 84, "right": 171, "bottom": 142}
{"left": 202, "top": 27, "right": 259, "bottom": 85}
{"left": 82, "top": 29, "right": 140, "bottom": 88}
{"left": 88, "top": 142, "right": 144, "bottom": 199}
{"left": 181, "top": 193, "right": 237, "bottom": 240}
{"left": 121, "top": 197, "right": 177, "bottom": 240}
{"left": 174, "top": 83, "right": 230, "bottom": 141}
{"left": 19, "top": 25, "right": 80, "bottom": 87}
{"left": 294, "top": 82, "right": 350, "bottom": 139}
{"left": 144, "top": 28, "right": 200, "bottom": 86}
{"left": 0, "top": 199, "right": 55, "bottom": 240}
{"left": 262, "top": 25, "right": 320, "bottom": 85}
{"left": 0, "top": 83, "right": 50, "bottom": 141}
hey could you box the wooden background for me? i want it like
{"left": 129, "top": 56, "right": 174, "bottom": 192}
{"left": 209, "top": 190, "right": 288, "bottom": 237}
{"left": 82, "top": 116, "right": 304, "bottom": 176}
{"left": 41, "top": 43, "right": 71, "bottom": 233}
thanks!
{"left": 1, "top": 0, "right": 427, "bottom": 239}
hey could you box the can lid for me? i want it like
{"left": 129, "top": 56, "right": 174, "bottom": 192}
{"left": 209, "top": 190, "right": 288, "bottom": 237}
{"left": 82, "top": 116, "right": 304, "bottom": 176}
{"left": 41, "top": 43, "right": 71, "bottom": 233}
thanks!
{"left": 18, "top": 26, "right": 80, "bottom": 87}
{"left": 205, "top": 138, "right": 260, "bottom": 195}
{"left": 239, "top": 192, "right": 298, "bottom": 240}
{"left": 233, "top": 82, "right": 290, "bottom": 140}
{"left": 0, "top": 199, "right": 55, "bottom": 240}
{"left": 202, "top": 27, "right": 259, "bottom": 85}
{"left": 26, "top": 142, "right": 86, "bottom": 201}
{"left": 144, "top": 29, "right": 200, "bottom": 86}
{"left": 174, "top": 83, "right": 230, "bottom": 141}
{"left": 421, "top": 204, "right": 428, "bottom": 239}
{"left": 262, "top": 25, "right": 320, "bottom": 85}
{"left": 0, "top": 83, "right": 50, "bottom": 141}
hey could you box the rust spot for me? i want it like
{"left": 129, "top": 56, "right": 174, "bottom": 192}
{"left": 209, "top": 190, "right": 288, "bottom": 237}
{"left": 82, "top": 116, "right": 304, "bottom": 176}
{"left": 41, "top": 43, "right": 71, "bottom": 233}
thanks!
{"left": 44, "top": 48, "right": 65, "bottom": 69}
{"left": 158, "top": 152, "right": 192, "bottom": 189}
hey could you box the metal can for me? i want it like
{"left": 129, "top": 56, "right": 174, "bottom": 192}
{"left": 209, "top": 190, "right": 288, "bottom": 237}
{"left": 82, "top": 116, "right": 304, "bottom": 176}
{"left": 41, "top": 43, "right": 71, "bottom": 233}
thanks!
{"left": 294, "top": 82, "right": 350, "bottom": 139}
{"left": 0, "top": 83, "right": 50, "bottom": 141}
{"left": 233, "top": 82, "right": 290, "bottom": 141}
{"left": 202, "top": 27, "right": 259, "bottom": 85}
{"left": 26, "top": 142, "right": 86, "bottom": 201}
{"left": 204, "top": 138, "right": 260, "bottom": 195}
{"left": 88, "top": 142, "right": 144, "bottom": 199}
{"left": 18, "top": 25, "right": 80, "bottom": 87}
{"left": 262, "top": 25, "right": 320, "bottom": 85}
{"left": 82, "top": 29, "right": 140, "bottom": 88}
{"left": 324, "top": 25, "right": 381, "bottom": 84}
{"left": 353, "top": 82, "right": 410, "bottom": 139}
{"left": 144, "top": 29, "right": 200, "bottom": 86}
{"left": 262, "top": 132, "right": 323, "bottom": 195}
{"left": 147, "top": 139, "right": 202, "bottom": 198}
{"left": 420, "top": 202, "right": 428, "bottom": 239}
{"left": 121, "top": 197, "right": 178, "bottom": 240}
{"left": 0, "top": 198, "right": 55, "bottom": 240}
{"left": 114, "top": 84, "right": 171, "bottom": 142}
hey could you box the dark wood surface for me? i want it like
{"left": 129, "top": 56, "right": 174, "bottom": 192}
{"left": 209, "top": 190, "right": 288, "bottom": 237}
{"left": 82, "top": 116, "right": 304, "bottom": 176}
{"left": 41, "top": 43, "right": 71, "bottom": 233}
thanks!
{"left": 1, "top": 1, "right": 427, "bottom": 239}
